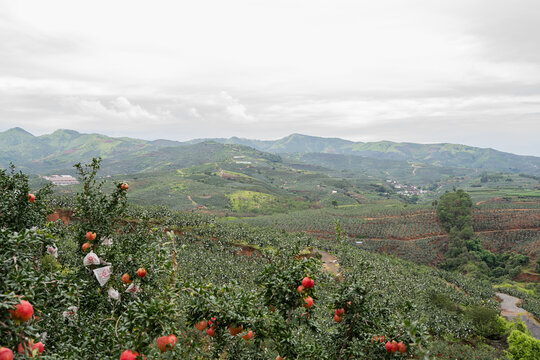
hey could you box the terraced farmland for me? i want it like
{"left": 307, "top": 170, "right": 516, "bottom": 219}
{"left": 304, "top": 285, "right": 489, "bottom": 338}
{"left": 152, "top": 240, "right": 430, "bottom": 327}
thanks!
{"left": 237, "top": 201, "right": 540, "bottom": 265}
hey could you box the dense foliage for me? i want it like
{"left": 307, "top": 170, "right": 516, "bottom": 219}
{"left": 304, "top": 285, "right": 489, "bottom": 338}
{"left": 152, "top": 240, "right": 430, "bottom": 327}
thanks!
{"left": 0, "top": 164, "right": 52, "bottom": 231}
{"left": 438, "top": 190, "right": 530, "bottom": 280}
{"left": 437, "top": 190, "right": 473, "bottom": 233}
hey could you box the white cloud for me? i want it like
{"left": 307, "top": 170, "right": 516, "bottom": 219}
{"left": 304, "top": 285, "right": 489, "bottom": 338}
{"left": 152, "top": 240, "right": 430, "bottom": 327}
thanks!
{"left": 68, "top": 97, "right": 158, "bottom": 121}
{"left": 189, "top": 107, "right": 202, "bottom": 119}
{"left": 219, "top": 91, "right": 255, "bottom": 123}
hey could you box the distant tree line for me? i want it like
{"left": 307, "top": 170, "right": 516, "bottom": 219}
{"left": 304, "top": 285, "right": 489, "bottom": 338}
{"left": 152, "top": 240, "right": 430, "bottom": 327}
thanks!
{"left": 519, "top": 173, "right": 540, "bottom": 183}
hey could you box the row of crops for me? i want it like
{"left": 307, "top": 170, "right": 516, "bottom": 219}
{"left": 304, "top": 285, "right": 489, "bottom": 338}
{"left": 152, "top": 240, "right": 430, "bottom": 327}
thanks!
{"left": 164, "top": 212, "right": 500, "bottom": 340}
{"left": 358, "top": 236, "right": 447, "bottom": 266}
{"left": 472, "top": 208, "right": 540, "bottom": 232}
{"left": 357, "top": 228, "right": 540, "bottom": 267}
{"left": 239, "top": 203, "right": 540, "bottom": 242}
{"left": 479, "top": 230, "right": 540, "bottom": 258}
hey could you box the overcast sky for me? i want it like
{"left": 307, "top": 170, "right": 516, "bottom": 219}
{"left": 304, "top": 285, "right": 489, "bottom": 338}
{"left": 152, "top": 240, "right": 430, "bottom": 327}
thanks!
{"left": 1, "top": 0, "right": 539, "bottom": 156}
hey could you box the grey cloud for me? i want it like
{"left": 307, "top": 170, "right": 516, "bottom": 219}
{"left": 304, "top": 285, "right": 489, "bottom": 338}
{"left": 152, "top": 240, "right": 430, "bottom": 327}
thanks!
{"left": 461, "top": 0, "right": 540, "bottom": 63}
{"left": 0, "top": 11, "right": 82, "bottom": 78}
{"left": 1, "top": 1, "right": 540, "bottom": 156}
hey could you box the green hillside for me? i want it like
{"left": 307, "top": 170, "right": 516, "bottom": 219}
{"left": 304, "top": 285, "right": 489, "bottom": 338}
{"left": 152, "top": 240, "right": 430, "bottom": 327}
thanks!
{"left": 44, "top": 154, "right": 380, "bottom": 214}
{"left": 3, "top": 128, "right": 540, "bottom": 176}
{"left": 6, "top": 128, "right": 540, "bottom": 216}
{"left": 285, "top": 152, "right": 471, "bottom": 185}
{"left": 192, "top": 133, "right": 540, "bottom": 175}
{"left": 0, "top": 128, "right": 155, "bottom": 174}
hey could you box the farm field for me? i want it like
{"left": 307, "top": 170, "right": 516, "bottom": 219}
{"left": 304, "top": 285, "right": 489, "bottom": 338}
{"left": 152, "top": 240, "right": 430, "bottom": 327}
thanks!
{"left": 235, "top": 200, "right": 540, "bottom": 266}
{"left": 432, "top": 173, "right": 540, "bottom": 203}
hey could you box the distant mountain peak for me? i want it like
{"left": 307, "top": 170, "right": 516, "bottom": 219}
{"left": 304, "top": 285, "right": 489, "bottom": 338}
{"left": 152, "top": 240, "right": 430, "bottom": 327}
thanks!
{"left": 52, "top": 129, "right": 81, "bottom": 136}
{"left": 4, "top": 127, "right": 34, "bottom": 136}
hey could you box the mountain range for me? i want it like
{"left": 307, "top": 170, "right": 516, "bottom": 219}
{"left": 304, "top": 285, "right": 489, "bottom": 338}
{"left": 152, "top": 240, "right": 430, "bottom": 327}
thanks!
{"left": 1, "top": 127, "right": 539, "bottom": 175}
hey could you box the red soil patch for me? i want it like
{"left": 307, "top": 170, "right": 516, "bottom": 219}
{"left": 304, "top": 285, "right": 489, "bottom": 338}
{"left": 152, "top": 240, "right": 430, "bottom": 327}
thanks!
{"left": 235, "top": 244, "right": 260, "bottom": 257}
{"left": 515, "top": 272, "right": 540, "bottom": 283}
{"left": 47, "top": 209, "right": 74, "bottom": 224}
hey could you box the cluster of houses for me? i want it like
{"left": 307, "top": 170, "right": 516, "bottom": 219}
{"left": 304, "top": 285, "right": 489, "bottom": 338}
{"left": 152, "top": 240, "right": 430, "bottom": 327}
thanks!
{"left": 42, "top": 175, "right": 79, "bottom": 186}
{"left": 386, "top": 179, "right": 428, "bottom": 197}
{"left": 233, "top": 156, "right": 251, "bottom": 165}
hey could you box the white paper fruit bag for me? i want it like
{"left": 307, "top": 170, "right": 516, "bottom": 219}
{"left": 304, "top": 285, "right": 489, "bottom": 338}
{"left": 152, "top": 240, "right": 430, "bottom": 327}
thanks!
{"left": 108, "top": 287, "right": 120, "bottom": 301}
{"left": 126, "top": 283, "right": 141, "bottom": 294}
{"left": 83, "top": 251, "right": 100, "bottom": 266}
{"left": 93, "top": 265, "right": 112, "bottom": 287}
{"left": 62, "top": 306, "right": 78, "bottom": 320}
{"left": 46, "top": 244, "right": 58, "bottom": 258}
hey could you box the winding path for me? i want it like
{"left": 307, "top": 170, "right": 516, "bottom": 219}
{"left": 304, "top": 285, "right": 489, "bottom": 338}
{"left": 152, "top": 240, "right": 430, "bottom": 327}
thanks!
{"left": 496, "top": 292, "right": 540, "bottom": 339}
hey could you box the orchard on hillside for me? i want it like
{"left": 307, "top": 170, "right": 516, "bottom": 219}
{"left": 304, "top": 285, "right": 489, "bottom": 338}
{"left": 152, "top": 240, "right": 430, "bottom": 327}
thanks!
{"left": 3, "top": 158, "right": 524, "bottom": 359}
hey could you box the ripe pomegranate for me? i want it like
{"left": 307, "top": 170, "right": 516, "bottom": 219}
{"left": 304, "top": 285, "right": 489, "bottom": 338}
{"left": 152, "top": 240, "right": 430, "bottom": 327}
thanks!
{"left": 302, "top": 277, "right": 314, "bottom": 289}
{"left": 17, "top": 341, "right": 43, "bottom": 357}
{"left": 242, "top": 330, "right": 254, "bottom": 340}
{"left": 9, "top": 300, "right": 33, "bottom": 322}
{"left": 121, "top": 273, "right": 131, "bottom": 284}
{"left": 120, "top": 350, "right": 144, "bottom": 360}
{"left": 335, "top": 308, "right": 345, "bottom": 316}
{"left": 28, "top": 194, "right": 35, "bottom": 202}
{"left": 121, "top": 183, "right": 129, "bottom": 191}
{"left": 0, "top": 347, "right": 13, "bottom": 360}
{"left": 229, "top": 325, "right": 243, "bottom": 336}
{"left": 304, "top": 296, "right": 314, "bottom": 308}
{"left": 156, "top": 335, "right": 176, "bottom": 352}
{"left": 297, "top": 285, "right": 304, "bottom": 293}
{"left": 82, "top": 242, "right": 91, "bottom": 251}
{"left": 385, "top": 340, "right": 398, "bottom": 353}
{"left": 16, "top": 344, "right": 25, "bottom": 356}
{"left": 207, "top": 326, "right": 216, "bottom": 337}
{"left": 33, "top": 343, "right": 44, "bottom": 354}
{"left": 397, "top": 341, "right": 407, "bottom": 354}
{"left": 208, "top": 317, "right": 216, "bottom": 326}
{"left": 334, "top": 314, "right": 343, "bottom": 323}
{"left": 195, "top": 320, "right": 208, "bottom": 331}
{"left": 86, "top": 231, "right": 96, "bottom": 241}
{"left": 137, "top": 268, "right": 146, "bottom": 278}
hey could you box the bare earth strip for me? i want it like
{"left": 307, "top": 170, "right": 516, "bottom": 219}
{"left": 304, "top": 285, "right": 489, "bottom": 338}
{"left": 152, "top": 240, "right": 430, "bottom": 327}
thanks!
{"left": 319, "top": 250, "right": 340, "bottom": 275}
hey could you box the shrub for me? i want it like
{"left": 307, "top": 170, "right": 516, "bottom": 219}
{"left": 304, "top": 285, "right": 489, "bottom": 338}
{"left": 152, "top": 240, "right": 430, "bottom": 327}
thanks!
{"left": 0, "top": 164, "right": 52, "bottom": 231}
{"left": 464, "top": 305, "right": 505, "bottom": 339}
{"left": 506, "top": 330, "right": 540, "bottom": 360}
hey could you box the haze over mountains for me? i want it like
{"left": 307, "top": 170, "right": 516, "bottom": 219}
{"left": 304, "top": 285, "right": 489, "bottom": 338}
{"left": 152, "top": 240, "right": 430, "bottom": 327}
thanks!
{"left": 1, "top": 127, "right": 539, "bottom": 176}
